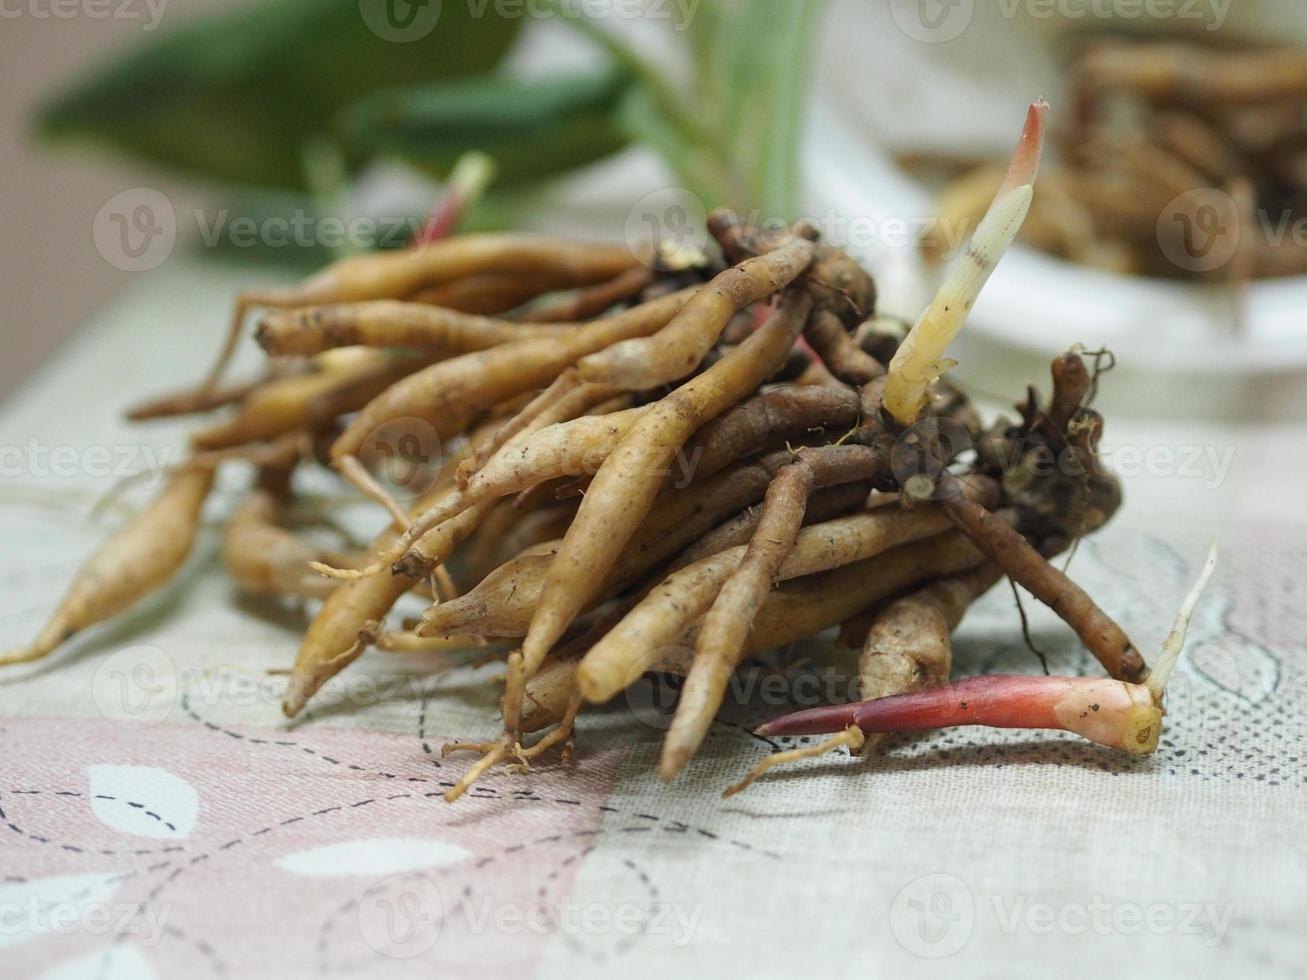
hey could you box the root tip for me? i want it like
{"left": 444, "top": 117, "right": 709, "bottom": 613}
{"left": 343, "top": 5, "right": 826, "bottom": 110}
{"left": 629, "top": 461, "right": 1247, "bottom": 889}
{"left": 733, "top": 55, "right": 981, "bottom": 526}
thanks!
{"left": 309, "top": 560, "right": 368, "bottom": 581}
{"left": 658, "top": 748, "right": 689, "bottom": 783}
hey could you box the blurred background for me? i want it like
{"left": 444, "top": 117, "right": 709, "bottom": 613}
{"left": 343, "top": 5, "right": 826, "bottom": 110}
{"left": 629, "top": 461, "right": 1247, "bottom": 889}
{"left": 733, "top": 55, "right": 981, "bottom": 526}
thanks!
{"left": 5, "top": 0, "right": 1307, "bottom": 416}
{"left": 0, "top": 0, "right": 233, "bottom": 390}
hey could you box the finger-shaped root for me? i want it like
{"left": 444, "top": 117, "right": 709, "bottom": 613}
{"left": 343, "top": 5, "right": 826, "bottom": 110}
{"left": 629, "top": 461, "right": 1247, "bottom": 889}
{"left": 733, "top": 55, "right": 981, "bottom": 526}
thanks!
{"left": 319, "top": 406, "right": 647, "bottom": 581}
{"left": 126, "top": 374, "right": 267, "bottom": 422}
{"left": 580, "top": 461, "right": 991, "bottom": 705}
{"left": 575, "top": 234, "right": 815, "bottom": 390}
{"left": 3, "top": 463, "right": 215, "bottom": 666}
{"left": 937, "top": 470, "right": 1147, "bottom": 682}
{"left": 407, "top": 270, "right": 568, "bottom": 315}
{"left": 659, "top": 530, "right": 988, "bottom": 780}
{"left": 330, "top": 287, "right": 696, "bottom": 463}
{"left": 515, "top": 265, "right": 655, "bottom": 323}
{"left": 667, "top": 481, "right": 875, "bottom": 573}
{"left": 191, "top": 350, "right": 433, "bottom": 452}
{"left": 803, "top": 308, "right": 884, "bottom": 386}
{"left": 459, "top": 376, "right": 624, "bottom": 485}
{"left": 255, "top": 302, "right": 563, "bottom": 358}
{"left": 282, "top": 420, "right": 504, "bottom": 715}
{"left": 200, "top": 235, "right": 639, "bottom": 391}
{"left": 520, "top": 288, "right": 815, "bottom": 681}
{"left": 855, "top": 564, "right": 1003, "bottom": 750}
{"left": 688, "top": 459, "right": 817, "bottom": 728}
{"left": 222, "top": 475, "right": 361, "bottom": 601}
{"left": 684, "top": 383, "right": 862, "bottom": 481}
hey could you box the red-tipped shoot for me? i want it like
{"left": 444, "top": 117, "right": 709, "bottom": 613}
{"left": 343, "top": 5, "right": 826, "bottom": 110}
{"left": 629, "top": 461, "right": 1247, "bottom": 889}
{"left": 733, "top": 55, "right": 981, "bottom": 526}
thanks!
{"left": 754, "top": 541, "right": 1218, "bottom": 758}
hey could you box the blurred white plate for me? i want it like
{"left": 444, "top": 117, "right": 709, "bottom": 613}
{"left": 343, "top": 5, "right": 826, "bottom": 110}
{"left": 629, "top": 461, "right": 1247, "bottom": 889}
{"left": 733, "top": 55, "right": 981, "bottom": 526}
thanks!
{"left": 805, "top": 0, "right": 1307, "bottom": 376}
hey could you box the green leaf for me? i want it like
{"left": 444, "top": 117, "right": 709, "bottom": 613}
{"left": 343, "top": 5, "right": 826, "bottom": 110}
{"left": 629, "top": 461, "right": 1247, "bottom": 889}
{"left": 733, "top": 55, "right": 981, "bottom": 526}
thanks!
{"left": 35, "top": 0, "right": 522, "bottom": 190}
{"left": 344, "top": 65, "right": 634, "bottom": 186}
{"left": 691, "top": 0, "right": 822, "bottom": 221}
{"left": 553, "top": 0, "right": 824, "bottom": 220}
{"left": 618, "top": 84, "right": 736, "bottom": 212}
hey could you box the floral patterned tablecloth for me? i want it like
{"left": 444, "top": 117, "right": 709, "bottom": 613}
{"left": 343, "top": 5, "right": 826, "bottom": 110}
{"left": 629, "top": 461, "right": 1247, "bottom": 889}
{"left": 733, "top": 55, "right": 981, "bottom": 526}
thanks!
{"left": 2, "top": 259, "right": 1305, "bottom": 979}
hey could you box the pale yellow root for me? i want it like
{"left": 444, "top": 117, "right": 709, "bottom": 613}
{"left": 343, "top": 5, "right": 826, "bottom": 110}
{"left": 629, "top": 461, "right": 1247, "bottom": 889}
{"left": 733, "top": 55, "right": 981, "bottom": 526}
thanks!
{"left": 3, "top": 464, "right": 215, "bottom": 667}
{"left": 318, "top": 405, "right": 650, "bottom": 582}
{"left": 222, "top": 480, "right": 362, "bottom": 601}
{"left": 254, "top": 301, "right": 562, "bottom": 357}
{"left": 407, "top": 271, "right": 560, "bottom": 315}
{"left": 443, "top": 735, "right": 513, "bottom": 803}
{"left": 690, "top": 460, "right": 815, "bottom": 723}
{"left": 418, "top": 543, "right": 558, "bottom": 638}
{"left": 200, "top": 235, "right": 636, "bottom": 392}
{"left": 722, "top": 727, "right": 866, "bottom": 798}
{"left": 418, "top": 450, "right": 873, "bottom": 643}
{"left": 459, "top": 375, "right": 621, "bottom": 485}
{"left": 666, "top": 482, "right": 870, "bottom": 573}
{"left": 579, "top": 476, "right": 997, "bottom": 706}
{"left": 515, "top": 264, "right": 655, "bottom": 322}
{"left": 500, "top": 650, "right": 527, "bottom": 734}
{"left": 373, "top": 631, "right": 482, "bottom": 653}
{"left": 659, "top": 531, "right": 987, "bottom": 781}
{"left": 575, "top": 234, "right": 815, "bottom": 389}
{"left": 854, "top": 563, "right": 1002, "bottom": 751}
{"left": 465, "top": 370, "right": 582, "bottom": 476}
{"left": 191, "top": 349, "right": 429, "bottom": 452}
{"left": 283, "top": 467, "right": 493, "bottom": 716}
{"left": 519, "top": 289, "right": 816, "bottom": 683}
{"left": 282, "top": 569, "right": 416, "bottom": 717}
{"left": 331, "top": 288, "right": 696, "bottom": 463}
{"left": 463, "top": 501, "right": 574, "bottom": 585}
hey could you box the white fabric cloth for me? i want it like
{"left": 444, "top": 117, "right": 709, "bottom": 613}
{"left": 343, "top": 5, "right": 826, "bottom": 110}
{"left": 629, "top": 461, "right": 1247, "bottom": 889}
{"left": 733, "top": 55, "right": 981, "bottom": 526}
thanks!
{"left": 1, "top": 258, "right": 1304, "bottom": 978}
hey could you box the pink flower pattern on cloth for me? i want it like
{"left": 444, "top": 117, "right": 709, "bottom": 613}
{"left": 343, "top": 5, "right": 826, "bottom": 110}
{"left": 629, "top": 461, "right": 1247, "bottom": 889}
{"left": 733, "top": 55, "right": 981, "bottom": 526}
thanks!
{"left": 1, "top": 716, "right": 754, "bottom": 977}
